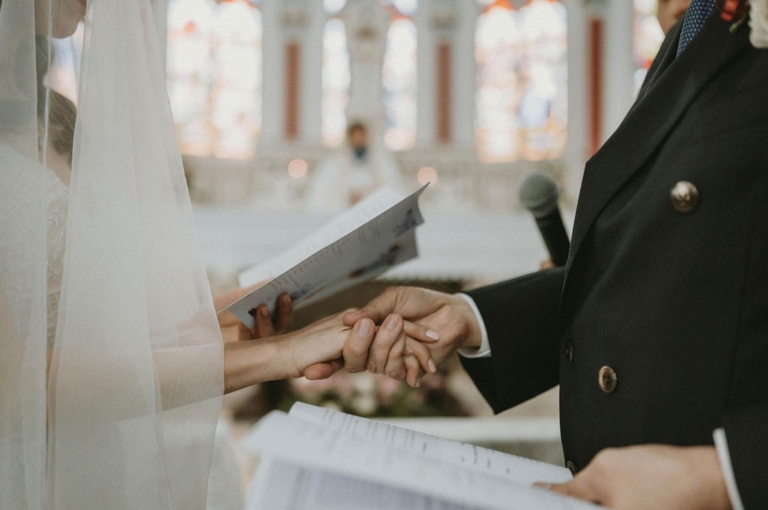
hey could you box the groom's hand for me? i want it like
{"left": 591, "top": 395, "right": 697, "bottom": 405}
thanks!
{"left": 341, "top": 287, "right": 483, "bottom": 384}
{"left": 542, "top": 445, "right": 732, "bottom": 510}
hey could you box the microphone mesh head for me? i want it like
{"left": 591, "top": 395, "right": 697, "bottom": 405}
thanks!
{"left": 518, "top": 172, "right": 560, "bottom": 219}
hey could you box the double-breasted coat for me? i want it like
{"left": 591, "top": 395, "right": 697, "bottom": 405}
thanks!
{"left": 461, "top": 14, "right": 768, "bottom": 508}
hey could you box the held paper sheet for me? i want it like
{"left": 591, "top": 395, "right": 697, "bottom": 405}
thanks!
{"left": 244, "top": 410, "right": 598, "bottom": 510}
{"left": 222, "top": 185, "right": 427, "bottom": 326}
{"left": 288, "top": 402, "right": 572, "bottom": 486}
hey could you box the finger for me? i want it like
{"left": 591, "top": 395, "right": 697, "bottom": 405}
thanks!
{"left": 342, "top": 318, "right": 375, "bottom": 373}
{"left": 405, "top": 338, "right": 437, "bottom": 374}
{"left": 404, "top": 355, "right": 423, "bottom": 388}
{"left": 237, "top": 321, "right": 255, "bottom": 342}
{"left": 342, "top": 287, "right": 402, "bottom": 327}
{"left": 253, "top": 304, "right": 275, "bottom": 339}
{"left": 305, "top": 359, "right": 343, "bottom": 380}
{"left": 402, "top": 321, "right": 440, "bottom": 344}
{"left": 548, "top": 475, "right": 606, "bottom": 505}
{"left": 368, "top": 314, "right": 403, "bottom": 373}
{"left": 383, "top": 331, "right": 407, "bottom": 381}
{"left": 275, "top": 293, "right": 294, "bottom": 333}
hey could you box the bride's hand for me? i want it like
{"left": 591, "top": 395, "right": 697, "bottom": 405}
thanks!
{"left": 223, "top": 310, "right": 374, "bottom": 393}
{"left": 214, "top": 285, "right": 294, "bottom": 342}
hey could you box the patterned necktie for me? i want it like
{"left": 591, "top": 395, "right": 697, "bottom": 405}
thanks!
{"left": 677, "top": 0, "right": 717, "bottom": 55}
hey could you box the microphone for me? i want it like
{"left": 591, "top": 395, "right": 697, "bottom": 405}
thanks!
{"left": 518, "top": 172, "right": 570, "bottom": 267}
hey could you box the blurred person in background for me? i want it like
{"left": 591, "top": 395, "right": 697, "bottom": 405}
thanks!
{"left": 308, "top": 121, "right": 405, "bottom": 213}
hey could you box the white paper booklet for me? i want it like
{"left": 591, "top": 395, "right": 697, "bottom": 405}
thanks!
{"left": 223, "top": 185, "right": 427, "bottom": 326}
{"left": 243, "top": 403, "right": 600, "bottom": 510}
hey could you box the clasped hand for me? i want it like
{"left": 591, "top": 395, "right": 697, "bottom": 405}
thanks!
{"left": 305, "top": 286, "right": 484, "bottom": 387}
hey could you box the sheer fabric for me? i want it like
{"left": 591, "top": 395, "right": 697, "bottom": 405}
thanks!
{"left": 0, "top": 1, "right": 224, "bottom": 509}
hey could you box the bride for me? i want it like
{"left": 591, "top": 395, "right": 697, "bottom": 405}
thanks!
{"left": 0, "top": 1, "right": 400, "bottom": 508}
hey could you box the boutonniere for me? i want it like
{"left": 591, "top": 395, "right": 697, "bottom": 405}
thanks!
{"left": 717, "top": 0, "right": 768, "bottom": 47}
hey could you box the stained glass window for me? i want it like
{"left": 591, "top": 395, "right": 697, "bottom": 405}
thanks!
{"left": 167, "top": 0, "right": 262, "bottom": 159}
{"left": 322, "top": 18, "right": 351, "bottom": 147}
{"left": 476, "top": 0, "right": 567, "bottom": 163}
{"left": 382, "top": 15, "right": 417, "bottom": 151}
{"left": 634, "top": 0, "right": 665, "bottom": 93}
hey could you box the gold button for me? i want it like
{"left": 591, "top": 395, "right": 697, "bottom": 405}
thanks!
{"left": 670, "top": 181, "right": 700, "bottom": 213}
{"left": 598, "top": 366, "right": 618, "bottom": 393}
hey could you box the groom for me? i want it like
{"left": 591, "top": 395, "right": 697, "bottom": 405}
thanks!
{"left": 313, "top": 3, "right": 768, "bottom": 509}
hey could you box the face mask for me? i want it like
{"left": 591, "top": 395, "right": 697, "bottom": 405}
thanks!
{"left": 353, "top": 146, "right": 368, "bottom": 160}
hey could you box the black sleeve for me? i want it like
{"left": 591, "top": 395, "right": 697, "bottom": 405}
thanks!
{"left": 459, "top": 267, "right": 565, "bottom": 414}
{"left": 723, "top": 404, "right": 768, "bottom": 509}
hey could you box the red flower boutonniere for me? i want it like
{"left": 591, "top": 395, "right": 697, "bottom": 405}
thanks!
{"left": 717, "top": 0, "right": 750, "bottom": 23}
{"left": 717, "top": 0, "right": 768, "bottom": 46}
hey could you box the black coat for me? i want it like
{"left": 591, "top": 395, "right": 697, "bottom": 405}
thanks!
{"left": 461, "top": 15, "right": 768, "bottom": 508}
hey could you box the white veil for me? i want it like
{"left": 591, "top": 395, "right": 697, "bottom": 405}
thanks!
{"left": 0, "top": 0, "right": 224, "bottom": 508}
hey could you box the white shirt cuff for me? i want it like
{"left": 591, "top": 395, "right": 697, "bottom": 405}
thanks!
{"left": 455, "top": 293, "right": 492, "bottom": 359}
{"left": 713, "top": 428, "right": 746, "bottom": 510}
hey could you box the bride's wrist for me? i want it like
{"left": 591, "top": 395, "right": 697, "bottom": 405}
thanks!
{"left": 223, "top": 338, "right": 288, "bottom": 393}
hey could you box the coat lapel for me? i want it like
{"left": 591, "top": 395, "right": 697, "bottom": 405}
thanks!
{"left": 635, "top": 19, "right": 683, "bottom": 103}
{"left": 565, "top": 17, "right": 752, "bottom": 277}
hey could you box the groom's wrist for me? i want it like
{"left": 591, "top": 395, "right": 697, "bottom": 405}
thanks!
{"left": 454, "top": 293, "right": 490, "bottom": 357}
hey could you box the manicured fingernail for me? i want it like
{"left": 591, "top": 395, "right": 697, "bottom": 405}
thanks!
{"left": 426, "top": 330, "right": 440, "bottom": 341}
{"left": 405, "top": 345, "right": 412, "bottom": 355}
{"left": 282, "top": 294, "right": 291, "bottom": 305}
{"left": 384, "top": 314, "right": 398, "bottom": 331}
{"left": 358, "top": 319, "right": 372, "bottom": 336}
{"left": 428, "top": 359, "right": 437, "bottom": 373}
{"left": 415, "top": 378, "right": 421, "bottom": 388}
{"left": 259, "top": 306, "right": 269, "bottom": 318}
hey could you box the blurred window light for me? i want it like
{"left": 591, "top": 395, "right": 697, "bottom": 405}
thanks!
{"left": 417, "top": 166, "right": 438, "bottom": 185}
{"left": 49, "top": 23, "right": 85, "bottom": 104}
{"left": 288, "top": 158, "right": 309, "bottom": 179}
{"left": 322, "top": 18, "right": 351, "bottom": 147}
{"left": 475, "top": 0, "right": 567, "bottom": 163}
{"left": 394, "top": 0, "right": 418, "bottom": 16}
{"left": 325, "top": 0, "right": 347, "bottom": 15}
{"left": 167, "top": 0, "right": 262, "bottom": 160}
{"left": 383, "top": 15, "right": 418, "bottom": 152}
{"left": 633, "top": 0, "right": 665, "bottom": 94}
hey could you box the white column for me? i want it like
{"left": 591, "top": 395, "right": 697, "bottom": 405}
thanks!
{"left": 601, "top": 0, "right": 635, "bottom": 142}
{"left": 301, "top": 0, "right": 324, "bottom": 145}
{"left": 415, "top": 0, "right": 436, "bottom": 147}
{"left": 563, "top": 0, "right": 588, "bottom": 201}
{"left": 451, "top": 0, "right": 480, "bottom": 152}
{"left": 343, "top": 0, "right": 391, "bottom": 149}
{"left": 259, "top": 0, "right": 284, "bottom": 148}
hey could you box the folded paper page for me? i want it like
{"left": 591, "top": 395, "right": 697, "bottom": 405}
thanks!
{"left": 223, "top": 185, "right": 427, "bottom": 325}
{"left": 244, "top": 410, "right": 601, "bottom": 510}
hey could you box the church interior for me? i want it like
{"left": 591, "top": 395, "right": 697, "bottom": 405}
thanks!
{"left": 47, "top": 0, "right": 672, "bottom": 504}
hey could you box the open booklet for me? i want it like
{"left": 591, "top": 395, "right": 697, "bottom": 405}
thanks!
{"left": 222, "top": 185, "right": 428, "bottom": 326}
{"left": 243, "top": 403, "right": 602, "bottom": 510}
